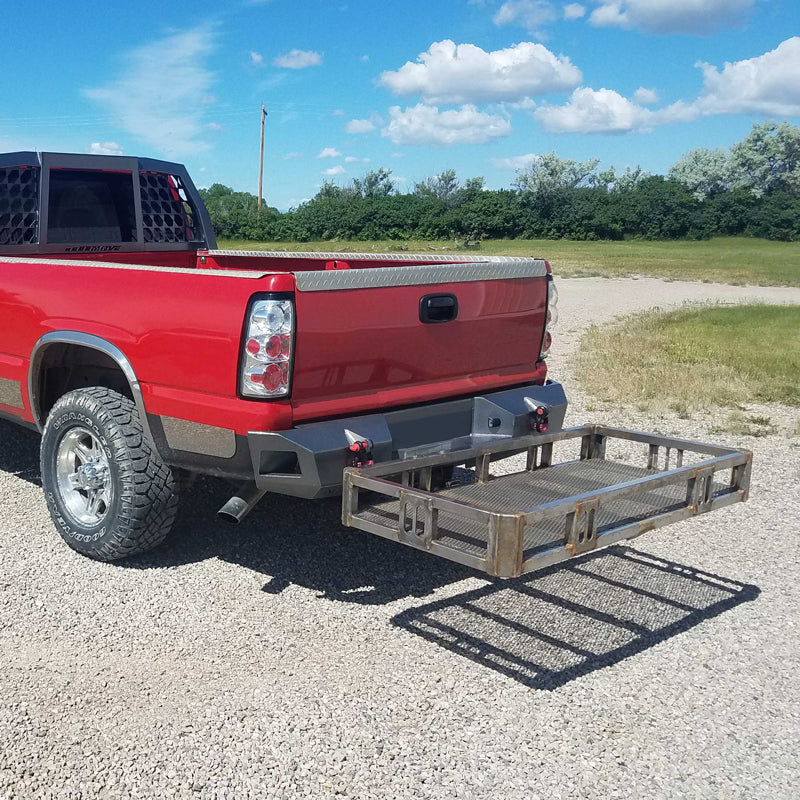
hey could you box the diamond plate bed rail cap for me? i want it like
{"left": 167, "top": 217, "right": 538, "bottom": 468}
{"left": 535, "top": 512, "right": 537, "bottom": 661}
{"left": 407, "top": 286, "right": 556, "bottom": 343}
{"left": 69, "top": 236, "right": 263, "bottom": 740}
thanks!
{"left": 206, "top": 249, "right": 548, "bottom": 291}
{"left": 290, "top": 260, "right": 548, "bottom": 292}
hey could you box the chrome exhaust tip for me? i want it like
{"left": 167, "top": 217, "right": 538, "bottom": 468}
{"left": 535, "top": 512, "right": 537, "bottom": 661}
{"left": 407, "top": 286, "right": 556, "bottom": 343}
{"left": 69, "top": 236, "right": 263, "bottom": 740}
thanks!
{"left": 217, "top": 482, "right": 266, "bottom": 524}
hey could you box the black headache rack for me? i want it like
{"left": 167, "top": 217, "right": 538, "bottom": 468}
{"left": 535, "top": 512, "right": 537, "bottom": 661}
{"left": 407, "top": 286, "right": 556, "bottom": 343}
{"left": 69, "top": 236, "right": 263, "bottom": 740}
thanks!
{"left": 342, "top": 425, "right": 752, "bottom": 579}
{"left": 0, "top": 151, "right": 216, "bottom": 256}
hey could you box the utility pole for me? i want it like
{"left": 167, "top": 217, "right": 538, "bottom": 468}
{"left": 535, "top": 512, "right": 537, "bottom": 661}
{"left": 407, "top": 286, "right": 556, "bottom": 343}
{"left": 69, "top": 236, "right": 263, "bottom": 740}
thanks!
{"left": 258, "top": 105, "right": 267, "bottom": 209}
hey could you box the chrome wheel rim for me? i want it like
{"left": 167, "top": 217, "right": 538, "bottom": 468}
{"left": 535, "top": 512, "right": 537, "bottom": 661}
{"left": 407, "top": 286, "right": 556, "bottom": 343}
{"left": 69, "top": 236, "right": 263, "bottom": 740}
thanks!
{"left": 55, "top": 427, "right": 114, "bottom": 527}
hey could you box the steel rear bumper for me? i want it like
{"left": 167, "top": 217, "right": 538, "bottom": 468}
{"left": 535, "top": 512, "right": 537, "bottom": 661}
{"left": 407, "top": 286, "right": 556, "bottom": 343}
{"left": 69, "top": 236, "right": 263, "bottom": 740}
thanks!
{"left": 245, "top": 381, "right": 568, "bottom": 499}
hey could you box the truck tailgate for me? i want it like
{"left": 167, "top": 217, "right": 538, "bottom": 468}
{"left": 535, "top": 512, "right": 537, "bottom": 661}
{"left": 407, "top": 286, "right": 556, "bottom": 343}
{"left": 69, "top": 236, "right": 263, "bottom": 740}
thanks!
{"left": 290, "top": 259, "right": 549, "bottom": 421}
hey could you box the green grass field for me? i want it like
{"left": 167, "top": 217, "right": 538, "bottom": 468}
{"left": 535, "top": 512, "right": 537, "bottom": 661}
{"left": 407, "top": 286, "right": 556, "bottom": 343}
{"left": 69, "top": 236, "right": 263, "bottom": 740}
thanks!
{"left": 217, "top": 236, "right": 800, "bottom": 287}
{"left": 575, "top": 304, "right": 800, "bottom": 413}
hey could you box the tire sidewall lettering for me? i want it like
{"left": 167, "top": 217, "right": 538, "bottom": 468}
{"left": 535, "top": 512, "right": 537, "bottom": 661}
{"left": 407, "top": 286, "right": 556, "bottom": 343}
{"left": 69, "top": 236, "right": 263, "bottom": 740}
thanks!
{"left": 53, "top": 411, "right": 113, "bottom": 461}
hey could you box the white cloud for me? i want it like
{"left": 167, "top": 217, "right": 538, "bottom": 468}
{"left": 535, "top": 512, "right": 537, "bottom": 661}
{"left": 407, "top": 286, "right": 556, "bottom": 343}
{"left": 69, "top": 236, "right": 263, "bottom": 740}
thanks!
{"left": 492, "top": 153, "right": 539, "bottom": 169}
{"left": 205, "top": 122, "right": 222, "bottom": 131}
{"left": 85, "top": 26, "right": 216, "bottom": 156}
{"left": 589, "top": 2, "right": 625, "bottom": 27}
{"left": 323, "top": 165, "right": 345, "bottom": 175}
{"left": 382, "top": 104, "right": 512, "bottom": 146}
{"left": 318, "top": 147, "right": 342, "bottom": 158}
{"left": 284, "top": 151, "right": 303, "bottom": 159}
{"left": 529, "top": 39, "right": 800, "bottom": 135}
{"left": 89, "top": 142, "right": 123, "bottom": 156}
{"left": 273, "top": 49, "right": 322, "bottom": 69}
{"left": 534, "top": 87, "right": 656, "bottom": 133}
{"left": 379, "top": 40, "right": 581, "bottom": 104}
{"left": 332, "top": 109, "right": 345, "bottom": 116}
{"left": 589, "top": 0, "right": 761, "bottom": 35}
{"left": 563, "top": 3, "right": 585, "bottom": 19}
{"left": 633, "top": 87, "right": 659, "bottom": 105}
{"left": 250, "top": 51, "right": 263, "bottom": 66}
{"left": 692, "top": 37, "right": 800, "bottom": 117}
{"left": 493, "top": 1, "right": 557, "bottom": 34}
{"left": 509, "top": 97, "right": 537, "bottom": 111}
{"left": 360, "top": 54, "right": 369, "bottom": 62}
{"left": 344, "top": 156, "right": 370, "bottom": 163}
{"left": 346, "top": 118, "right": 376, "bottom": 133}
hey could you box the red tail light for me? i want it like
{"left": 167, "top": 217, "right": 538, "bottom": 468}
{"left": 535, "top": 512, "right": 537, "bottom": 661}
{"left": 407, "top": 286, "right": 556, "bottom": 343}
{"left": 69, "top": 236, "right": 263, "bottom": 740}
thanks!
{"left": 241, "top": 297, "right": 295, "bottom": 398}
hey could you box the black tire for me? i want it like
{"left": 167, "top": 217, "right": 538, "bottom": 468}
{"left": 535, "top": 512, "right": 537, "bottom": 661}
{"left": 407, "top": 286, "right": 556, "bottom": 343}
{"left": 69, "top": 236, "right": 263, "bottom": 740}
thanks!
{"left": 40, "top": 387, "right": 178, "bottom": 561}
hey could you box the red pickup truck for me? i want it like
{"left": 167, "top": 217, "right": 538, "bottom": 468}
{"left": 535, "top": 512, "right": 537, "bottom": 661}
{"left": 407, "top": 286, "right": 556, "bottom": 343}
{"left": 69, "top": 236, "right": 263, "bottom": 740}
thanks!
{"left": 0, "top": 152, "right": 751, "bottom": 577}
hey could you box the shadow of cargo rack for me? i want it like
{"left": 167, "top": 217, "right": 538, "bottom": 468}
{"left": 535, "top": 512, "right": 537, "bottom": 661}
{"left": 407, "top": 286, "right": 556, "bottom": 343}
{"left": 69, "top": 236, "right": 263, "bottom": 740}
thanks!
{"left": 342, "top": 425, "right": 752, "bottom": 579}
{"left": 392, "top": 545, "right": 760, "bottom": 690}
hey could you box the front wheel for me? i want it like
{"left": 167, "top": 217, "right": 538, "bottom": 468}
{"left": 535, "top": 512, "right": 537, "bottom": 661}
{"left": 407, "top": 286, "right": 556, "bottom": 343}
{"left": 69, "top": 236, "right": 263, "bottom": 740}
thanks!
{"left": 40, "top": 387, "right": 179, "bottom": 561}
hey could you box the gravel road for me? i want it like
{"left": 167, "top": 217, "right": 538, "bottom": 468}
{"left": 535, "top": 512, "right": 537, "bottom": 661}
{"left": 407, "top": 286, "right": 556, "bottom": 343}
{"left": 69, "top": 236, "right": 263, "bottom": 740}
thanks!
{"left": 1, "top": 278, "right": 799, "bottom": 800}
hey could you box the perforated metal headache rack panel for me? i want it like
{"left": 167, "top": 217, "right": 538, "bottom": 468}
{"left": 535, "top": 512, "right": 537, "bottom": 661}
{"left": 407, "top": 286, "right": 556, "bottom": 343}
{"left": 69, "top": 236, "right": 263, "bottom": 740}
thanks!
{"left": 342, "top": 425, "right": 752, "bottom": 579}
{"left": 0, "top": 165, "right": 39, "bottom": 245}
{"left": 139, "top": 171, "right": 199, "bottom": 244}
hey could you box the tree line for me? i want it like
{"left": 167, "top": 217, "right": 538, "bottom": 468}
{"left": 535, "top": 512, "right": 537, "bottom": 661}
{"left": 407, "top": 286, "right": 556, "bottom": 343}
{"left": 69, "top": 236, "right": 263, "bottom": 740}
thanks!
{"left": 200, "top": 121, "right": 800, "bottom": 243}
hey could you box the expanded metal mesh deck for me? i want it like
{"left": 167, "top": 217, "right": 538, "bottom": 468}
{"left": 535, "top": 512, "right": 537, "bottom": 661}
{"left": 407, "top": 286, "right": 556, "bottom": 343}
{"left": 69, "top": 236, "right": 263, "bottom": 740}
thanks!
{"left": 343, "top": 426, "right": 751, "bottom": 578}
{"left": 357, "top": 459, "right": 716, "bottom": 558}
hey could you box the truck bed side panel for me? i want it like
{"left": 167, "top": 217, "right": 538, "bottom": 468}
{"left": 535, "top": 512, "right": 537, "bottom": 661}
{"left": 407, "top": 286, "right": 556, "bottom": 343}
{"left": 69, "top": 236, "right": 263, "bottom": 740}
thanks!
{"left": 0, "top": 258, "right": 291, "bottom": 433}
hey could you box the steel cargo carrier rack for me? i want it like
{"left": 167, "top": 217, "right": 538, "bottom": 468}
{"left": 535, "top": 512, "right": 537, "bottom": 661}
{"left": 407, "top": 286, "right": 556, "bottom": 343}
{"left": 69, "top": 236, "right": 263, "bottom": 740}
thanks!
{"left": 342, "top": 425, "right": 752, "bottom": 578}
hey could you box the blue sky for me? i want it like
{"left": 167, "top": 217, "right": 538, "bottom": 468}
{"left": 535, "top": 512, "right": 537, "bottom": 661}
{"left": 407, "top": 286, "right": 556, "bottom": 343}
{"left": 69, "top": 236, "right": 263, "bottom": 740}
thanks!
{"left": 1, "top": 0, "right": 798, "bottom": 209}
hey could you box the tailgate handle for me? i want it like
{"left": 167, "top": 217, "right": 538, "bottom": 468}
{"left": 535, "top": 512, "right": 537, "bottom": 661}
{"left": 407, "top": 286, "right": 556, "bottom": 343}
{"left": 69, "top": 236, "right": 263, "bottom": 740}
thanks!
{"left": 420, "top": 294, "right": 458, "bottom": 324}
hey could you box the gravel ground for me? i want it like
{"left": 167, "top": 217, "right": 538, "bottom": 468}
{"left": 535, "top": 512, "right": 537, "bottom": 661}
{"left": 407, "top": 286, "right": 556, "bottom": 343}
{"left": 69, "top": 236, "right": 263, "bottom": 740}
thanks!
{"left": 1, "top": 277, "right": 799, "bottom": 800}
